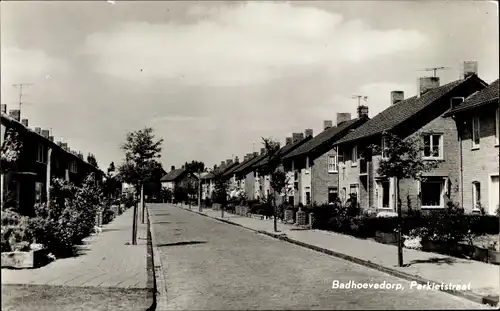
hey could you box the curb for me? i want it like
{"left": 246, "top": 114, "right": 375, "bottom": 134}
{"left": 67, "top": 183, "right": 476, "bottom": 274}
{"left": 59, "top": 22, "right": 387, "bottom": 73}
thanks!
{"left": 177, "top": 205, "right": 498, "bottom": 307}
{"left": 145, "top": 206, "right": 156, "bottom": 311}
{"left": 147, "top": 206, "right": 169, "bottom": 310}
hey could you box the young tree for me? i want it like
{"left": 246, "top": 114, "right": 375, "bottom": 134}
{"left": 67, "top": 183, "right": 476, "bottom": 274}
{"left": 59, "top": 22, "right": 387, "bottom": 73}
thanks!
{"left": 370, "top": 132, "right": 439, "bottom": 267}
{"left": 117, "top": 127, "right": 163, "bottom": 245}
{"left": 212, "top": 168, "right": 229, "bottom": 218}
{"left": 260, "top": 137, "right": 289, "bottom": 232}
{"left": 87, "top": 153, "right": 99, "bottom": 168}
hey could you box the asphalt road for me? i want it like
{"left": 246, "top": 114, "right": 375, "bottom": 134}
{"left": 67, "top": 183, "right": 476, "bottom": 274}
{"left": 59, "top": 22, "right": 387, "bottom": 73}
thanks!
{"left": 150, "top": 203, "right": 487, "bottom": 310}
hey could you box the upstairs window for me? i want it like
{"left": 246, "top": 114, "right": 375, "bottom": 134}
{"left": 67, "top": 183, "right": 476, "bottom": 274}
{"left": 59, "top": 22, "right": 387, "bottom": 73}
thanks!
{"left": 381, "top": 137, "right": 388, "bottom": 159}
{"left": 351, "top": 145, "right": 358, "bottom": 167}
{"left": 423, "top": 134, "right": 443, "bottom": 159}
{"left": 496, "top": 108, "right": 499, "bottom": 145}
{"left": 36, "top": 143, "right": 47, "bottom": 164}
{"left": 472, "top": 115, "right": 480, "bottom": 149}
{"left": 327, "top": 155, "right": 338, "bottom": 173}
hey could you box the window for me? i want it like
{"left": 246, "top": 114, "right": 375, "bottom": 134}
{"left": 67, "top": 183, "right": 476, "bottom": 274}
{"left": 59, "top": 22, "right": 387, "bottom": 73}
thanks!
{"left": 349, "top": 184, "right": 359, "bottom": 200}
{"left": 381, "top": 137, "right": 388, "bottom": 159}
{"left": 36, "top": 143, "right": 46, "bottom": 163}
{"left": 496, "top": 108, "right": 499, "bottom": 145}
{"left": 421, "top": 178, "right": 445, "bottom": 208}
{"left": 35, "top": 182, "right": 44, "bottom": 203}
{"left": 376, "top": 180, "right": 391, "bottom": 208}
{"left": 328, "top": 187, "right": 338, "bottom": 204}
{"left": 472, "top": 182, "right": 481, "bottom": 210}
{"left": 472, "top": 115, "right": 480, "bottom": 148}
{"left": 423, "top": 134, "right": 443, "bottom": 159}
{"left": 305, "top": 192, "right": 311, "bottom": 205}
{"left": 288, "top": 196, "right": 294, "bottom": 206}
{"left": 328, "top": 155, "right": 338, "bottom": 173}
{"left": 69, "top": 161, "right": 78, "bottom": 173}
{"left": 351, "top": 145, "right": 358, "bottom": 166}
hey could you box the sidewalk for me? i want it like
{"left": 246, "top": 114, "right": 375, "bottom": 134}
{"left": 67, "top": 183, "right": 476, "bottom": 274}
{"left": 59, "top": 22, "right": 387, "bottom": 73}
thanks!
{"left": 1, "top": 207, "right": 151, "bottom": 289}
{"left": 180, "top": 204, "right": 499, "bottom": 306}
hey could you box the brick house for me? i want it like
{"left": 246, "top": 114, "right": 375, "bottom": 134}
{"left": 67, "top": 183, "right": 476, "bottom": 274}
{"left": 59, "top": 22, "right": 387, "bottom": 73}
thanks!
{"left": 231, "top": 151, "right": 267, "bottom": 200}
{"left": 200, "top": 160, "right": 240, "bottom": 201}
{"left": 443, "top": 78, "right": 499, "bottom": 214}
{"left": 1, "top": 109, "right": 104, "bottom": 215}
{"left": 251, "top": 134, "right": 312, "bottom": 205}
{"left": 282, "top": 111, "right": 370, "bottom": 206}
{"left": 334, "top": 66, "right": 487, "bottom": 214}
{"left": 160, "top": 166, "right": 199, "bottom": 200}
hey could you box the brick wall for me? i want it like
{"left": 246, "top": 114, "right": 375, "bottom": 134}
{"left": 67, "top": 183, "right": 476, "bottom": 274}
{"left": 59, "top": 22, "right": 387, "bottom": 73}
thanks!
{"left": 245, "top": 171, "right": 255, "bottom": 200}
{"left": 459, "top": 105, "right": 499, "bottom": 214}
{"left": 311, "top": 148, "right": 339, "bottom": 205}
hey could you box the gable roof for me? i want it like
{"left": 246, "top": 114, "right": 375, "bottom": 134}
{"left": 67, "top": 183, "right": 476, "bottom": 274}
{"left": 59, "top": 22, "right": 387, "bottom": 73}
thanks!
{"left": 335, "top": 75, "right": 486, "bottom": 145}
{"left": 233, "top": 152, "right": 268, "bottom": 174}
{"left": 443, "top": 78, "right": 499, "bottom": 116}
{"left": 283, "top": 117, "right": 367, "bottom": 160}
{"left": 253, "top": 135, "right": 313, "bottom": 167}
{"left": 222, "top": 159, "right": 247, "bottom": 177}
{"left": 160, "top": 168, "right": 185, "bottom": 182}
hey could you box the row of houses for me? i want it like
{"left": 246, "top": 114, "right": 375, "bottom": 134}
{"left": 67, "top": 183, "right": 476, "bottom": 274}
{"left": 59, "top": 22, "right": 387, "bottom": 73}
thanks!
{"left": 163, "top": 61, "right": 498, "bottom": 215}
{"left": 1, "top": 106, "right": 105, "bottom": 215}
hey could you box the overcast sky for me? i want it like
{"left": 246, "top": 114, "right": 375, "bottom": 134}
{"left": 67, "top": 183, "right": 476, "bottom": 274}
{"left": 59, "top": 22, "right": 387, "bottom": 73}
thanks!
{"left": 1, "top": 1, "right": 498, "bottom": 171}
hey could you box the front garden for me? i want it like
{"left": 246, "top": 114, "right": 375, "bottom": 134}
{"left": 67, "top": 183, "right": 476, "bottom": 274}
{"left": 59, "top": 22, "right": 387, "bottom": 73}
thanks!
{"left": 1, "top": 173, "right": 136, "bottom": 268}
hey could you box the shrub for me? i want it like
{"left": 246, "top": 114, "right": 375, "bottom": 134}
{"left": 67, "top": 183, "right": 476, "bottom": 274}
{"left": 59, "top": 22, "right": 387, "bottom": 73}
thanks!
{"left": 102, "top": 209, "right": 115, "bottom": 224}
{"left": 1, "top": 209, "right": 32, "bottom": 252}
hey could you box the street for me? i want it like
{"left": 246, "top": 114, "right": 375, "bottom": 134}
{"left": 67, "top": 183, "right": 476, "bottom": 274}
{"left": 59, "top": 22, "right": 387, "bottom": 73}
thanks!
{"left": 150, "top": 204, "right": 486, "bottom": 310}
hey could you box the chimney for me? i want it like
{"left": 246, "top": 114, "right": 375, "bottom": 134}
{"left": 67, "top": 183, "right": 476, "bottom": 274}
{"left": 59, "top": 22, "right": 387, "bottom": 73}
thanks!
{"left": 391, "top": 91, "right": 404, "bottom": 105}
{"left": 253, "top": 151, "right": 259, "bottom": 156}
{"left": 292, "top": 133, "right": 302, "bottom": 143}
{"left": 323, "top": 120, "right": 333, "bottom": 130}
{"left": 1, "top": 104, "right": 6, "bottom": 114}
{"left": 220, "top": 161, "right": 225, "bottom": 166}
{"left": 286, "top": 137, "right": 293, "bottom": 145}
{"left": 49, "top": 136, "right": 54, "bottom": 142}
{"left": 305, "top": 129, "right": 313, "bottom": 137}
{"left": 9, "top": 109, "right": 20, "bottom": 121}
{"left": 235, "top": 156, "right": 239, "bottom": 163}
{"left": 357, "top": 105, "right": 369, "bottom": 118}
{"left": 61, "top": 142, "right": 68, "bottom": 150}
{"left": 226, "top": 159, "right": 233, "bottom": 166}
{"left": 21, "top": 119, "right": 28, "bottom": 127}
{"left": 418, "top": 77, "right": 440, "bottom": 97}
{"left": 41, "top": 129, "right": 50, "bottom": 138}
{"left": 243, "top": 155, "right": 248, "bottom": 161}
{"left": 260, "top": 148, "right": 266, "bottom": 155}
{"left": 35, "top": 127, "right": 41, "bottom": 134}
{"left": 336, "top": 113, "right": 351, "bottom": 126}
{"left": 462, "top": 61, "right": 478, "bottom": 79}
{"left": 171, "top": 165, "right": 175, "bottom": 171}
{"left": 247, "top": 153, "right": 253, "bottom": 159}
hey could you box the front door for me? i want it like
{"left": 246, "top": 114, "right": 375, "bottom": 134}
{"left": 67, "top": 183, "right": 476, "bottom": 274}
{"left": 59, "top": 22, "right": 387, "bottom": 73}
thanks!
{"left": 490, "top": 175, "right": 499, "bottom": 215}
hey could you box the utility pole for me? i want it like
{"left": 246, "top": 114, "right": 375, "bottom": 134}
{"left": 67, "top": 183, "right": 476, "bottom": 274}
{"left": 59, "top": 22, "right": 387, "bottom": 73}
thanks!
{"left": 198, "top": 168, "right": 202, "bottom": 212}
{"left": 12, "top": 83, "right": 33, "bottom": 114}
{"left": 418, "top": 66, "right": 450, "bottom": 77}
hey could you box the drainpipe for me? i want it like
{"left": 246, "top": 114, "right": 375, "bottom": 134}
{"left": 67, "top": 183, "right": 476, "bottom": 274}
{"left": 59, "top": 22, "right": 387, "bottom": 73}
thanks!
{"left": 457, "top": 117, "right": 464, "bottom": 209}
{"left": 46, "top": 148, "right": 52, "bottom": 203}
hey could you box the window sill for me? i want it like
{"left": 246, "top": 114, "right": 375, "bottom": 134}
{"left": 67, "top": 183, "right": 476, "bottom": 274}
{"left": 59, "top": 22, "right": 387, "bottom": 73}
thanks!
{"left": 471, "top": 146, "right": 480, "bottom": 151}
{"left": 328, "top": 171, "right": 338, "bottom": 174}
{"left": 351, "top": 164, "right": 358, "bottom": 167}
{"left": 421, "top": 206, "right": 444, "bottom": 209}
{"left": 377, "top": 207, "right": 393, "bottom": 210}
{"left": 422, "top": 157, "right": 443, "bottom": 161}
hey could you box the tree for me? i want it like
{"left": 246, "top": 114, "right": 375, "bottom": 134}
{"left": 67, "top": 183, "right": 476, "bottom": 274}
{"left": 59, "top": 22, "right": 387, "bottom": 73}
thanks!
{"left": 260, "top": 137, "right": 289, "bottom": 232}
{"left": 87, "top": 153, "right": 99, "bottom": 168}
{"left": 107, "top": 162, "right": 115, "bottom": 175}
{"left": 212, "top": 168, "right": 229, "bottom": 218}
{"left": 370, "top": 132, "right": 439, "bottom": 267}
{"left": 117, "top": 127, "right": 163, "bottom": 245}
{"left": 184, "top": 160, "right": 205, "bottom": 174}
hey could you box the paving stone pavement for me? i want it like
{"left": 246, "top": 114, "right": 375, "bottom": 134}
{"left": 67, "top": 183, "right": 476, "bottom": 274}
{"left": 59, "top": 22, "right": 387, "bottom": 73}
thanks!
{"left": 188, "top": 205, "right": 500, "bottom": 304}
{"left": 1, "top": 207, "right": 149, "bottom": 289}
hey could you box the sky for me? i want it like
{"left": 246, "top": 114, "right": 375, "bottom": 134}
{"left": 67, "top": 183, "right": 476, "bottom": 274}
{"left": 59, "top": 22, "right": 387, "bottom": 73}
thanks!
{"left": 1, "top": 0, "right": 498, "bottom": 172}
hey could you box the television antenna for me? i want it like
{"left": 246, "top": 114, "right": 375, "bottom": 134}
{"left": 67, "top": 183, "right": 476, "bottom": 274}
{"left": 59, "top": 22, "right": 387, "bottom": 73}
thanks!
{"left": 418, "top": 67, "right": 451, "bottom": 77}
{"left": 351, "top": 95, "right": 368, "bottom": 108}
{"left": 12, "top": 83, "right": 34, "bottom": 113}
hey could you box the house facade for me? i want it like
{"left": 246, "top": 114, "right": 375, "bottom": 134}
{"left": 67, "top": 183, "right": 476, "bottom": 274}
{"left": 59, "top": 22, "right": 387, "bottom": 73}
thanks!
{"left": 443, "top": 78, "right": 499, "bottom": 215}
{"left": 334, "top": 65, "right": 487, "bottom": 214}
{"left": 1, "top": 109, "right": 103, "bottom": 215}
{"left": 283, "top": 111, "right": 370, "bottom": 206}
